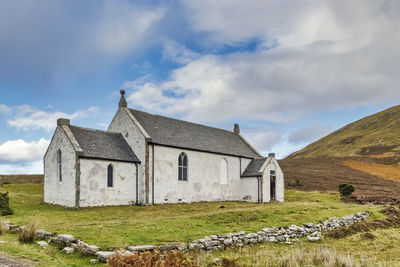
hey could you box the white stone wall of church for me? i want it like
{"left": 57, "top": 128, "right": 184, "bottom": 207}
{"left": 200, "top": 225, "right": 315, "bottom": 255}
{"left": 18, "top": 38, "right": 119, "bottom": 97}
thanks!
{"left": 108, "top": 108, "right": 146, "bottom": 204}
{"left": 44, "top": 127, "right": 77, "bottom": 207}
{"left": 79, "top": 159, "right": 137, "bottom": 207}
{"left": 240, "top": 177, "right": 259, "bottom": 202}
{"left": 151, "top": 145, "right": 258, "bottom": 203}
{"left": 262, "top": 158, "right": 284, "bottom": 202}
{"left": 240, "top": 158, "right": 252, "bottom": 176}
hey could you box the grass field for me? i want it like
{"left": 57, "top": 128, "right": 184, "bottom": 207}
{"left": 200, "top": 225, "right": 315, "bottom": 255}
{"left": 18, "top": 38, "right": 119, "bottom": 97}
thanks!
{"left": 0, "top": 184, "right": 398, "bottom": 266}
{"left": 2, "top": 184, "right": 384, "bottom": 248}
{"left": 194, "top": 227, "right": 400, "bottom": 266}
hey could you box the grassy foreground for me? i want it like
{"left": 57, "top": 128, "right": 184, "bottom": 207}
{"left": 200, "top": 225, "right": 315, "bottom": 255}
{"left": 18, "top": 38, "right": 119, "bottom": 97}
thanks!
{"left": 193, "top": 228, "right": 400, "bottom": 266}
{"left": 3, "top": 184, "right": 383, "bottom": 247}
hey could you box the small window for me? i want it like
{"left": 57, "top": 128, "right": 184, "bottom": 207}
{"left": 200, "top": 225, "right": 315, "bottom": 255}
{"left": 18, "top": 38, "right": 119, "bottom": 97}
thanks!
{"left": 107, "top": 164, "right": 113, "bottom": 187}
{"left": 57, "top": 149, "right": 62, "bottom": 182}
{"left": 220, "top": 158, "right": 228, "bottom": 184}
{"left": 178, "top": 153, "right": 188, "bottom": 181}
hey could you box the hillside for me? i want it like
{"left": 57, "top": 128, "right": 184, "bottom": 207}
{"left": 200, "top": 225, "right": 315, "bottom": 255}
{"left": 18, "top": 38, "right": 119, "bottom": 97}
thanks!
{"left": 289, "top": 105, "right": 400, "bottom": 158}
{"left": 280, "top": 157, "right": 400, "bottom": 199}
{"left": 282, "top": 105, "right": 400, "bottom": 198}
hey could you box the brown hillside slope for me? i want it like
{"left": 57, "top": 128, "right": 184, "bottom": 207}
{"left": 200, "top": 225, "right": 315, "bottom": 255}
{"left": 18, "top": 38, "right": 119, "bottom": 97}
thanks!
{"left": 289, "top": 105, "right": 400, "bottom": 158}
{"left": 280, "top": 157, "right": 400, "bottom": 198}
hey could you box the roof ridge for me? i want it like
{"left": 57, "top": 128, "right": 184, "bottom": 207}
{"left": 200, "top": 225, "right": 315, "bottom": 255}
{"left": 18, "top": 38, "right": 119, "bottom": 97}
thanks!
{"left": 69, "top": 125, "right": 122, "bottom": 136}
{"left": 129, "top": 108, "right": 238, "bottom": 135}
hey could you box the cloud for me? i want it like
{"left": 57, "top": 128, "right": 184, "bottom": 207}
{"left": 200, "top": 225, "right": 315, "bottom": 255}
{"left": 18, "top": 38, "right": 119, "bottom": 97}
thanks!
{"left": 181, "top": 0, "right": 394, "bottom": 50}
{"left": 0, "top": 104, "right": 11, "bottom": 114}
{"left": 0, "top": 1, "right": 165, "bottom": 84}
{"left": 0, "top": 139, "right": 49, "bottom": 163}
{"left": 123, "top": 1, "right": 400, "bottom": 124}
{"left": 7, "top": 106, "right": 98, "bottom": 132}
{"left": 288, "top": 124, "right": 332, "bottom": 144}
{"left": 242, "top": 129, "right": 282, "bottom": 155}
{"left": 0, "top": 160, "right": 43, "bottom": 174}
{"left": 162, "top": 39, "right": 200, "bottom": 64}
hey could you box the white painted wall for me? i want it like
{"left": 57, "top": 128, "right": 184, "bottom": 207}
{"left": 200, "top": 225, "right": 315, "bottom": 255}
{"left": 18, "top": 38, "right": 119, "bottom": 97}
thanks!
{"left": 108, "top": 108, "right": 146, "bottom": 204}
{"left": 150, "top": 145, "right": 257, "bottom": 203}
{"left": 240, "top": 177, "right": 259, "bottom": 202}
{"left": 262, "top": 157, "right": 284, "bottom": 203}
{"left": 240, "top": 158, "right": 252, "bottom": 176}
{"left": 44, "top": 127, "right": 77, "bottom": 207}
{"left": 79, "top": 159, "right": 137, "bottom": 207}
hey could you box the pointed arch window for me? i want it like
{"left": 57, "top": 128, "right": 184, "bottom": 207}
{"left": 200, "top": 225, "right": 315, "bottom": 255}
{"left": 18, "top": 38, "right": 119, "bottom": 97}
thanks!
{"left": 57, "top": 149, "right": 62, "bottom": 182}
{"left": 178, "top": 153, "right": 188, "bottom": 181}
{"left": 107, "top": 164, "right": 113, "bottom": 187}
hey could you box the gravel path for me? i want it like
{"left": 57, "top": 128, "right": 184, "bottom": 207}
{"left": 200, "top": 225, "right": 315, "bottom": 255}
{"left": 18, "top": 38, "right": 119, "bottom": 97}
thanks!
{"left": 0, "top": 256, "right": 30, "bottom": 267}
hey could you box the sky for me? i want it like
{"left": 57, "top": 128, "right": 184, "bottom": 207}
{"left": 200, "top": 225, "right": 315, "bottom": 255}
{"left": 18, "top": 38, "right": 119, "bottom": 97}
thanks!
{"left": 0, "top": 0, "right": 399, "bottom": 174}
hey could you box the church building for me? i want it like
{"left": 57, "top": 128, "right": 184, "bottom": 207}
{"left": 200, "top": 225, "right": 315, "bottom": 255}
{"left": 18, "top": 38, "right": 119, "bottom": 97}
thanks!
{"left": 44, "top": 91, "right": 284, "bottom": 207}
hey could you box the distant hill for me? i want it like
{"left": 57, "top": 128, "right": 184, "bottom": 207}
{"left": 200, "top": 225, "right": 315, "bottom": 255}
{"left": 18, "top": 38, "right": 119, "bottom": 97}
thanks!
{"left": 281, "top": 105, "right": 400, "bottom": 199}
{"left": 0, "top": 175, "right": 43, "bottom": 184}
{"left": 289, "top": 105, "right": 400, "bottom": 158}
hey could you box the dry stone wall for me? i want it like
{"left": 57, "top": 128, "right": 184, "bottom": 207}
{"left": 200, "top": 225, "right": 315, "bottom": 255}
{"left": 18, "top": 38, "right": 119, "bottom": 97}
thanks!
{"left": 1, "top": 211, "right": 370, "bottom": 263}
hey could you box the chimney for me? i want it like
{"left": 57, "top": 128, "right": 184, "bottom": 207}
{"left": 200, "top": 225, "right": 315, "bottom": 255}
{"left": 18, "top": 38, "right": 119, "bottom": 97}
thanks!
{"left": 268, "top": 153, "right": 275, "bottom": 158}
{"left": 233, "top": 123, "right": 240, "bottom": 134}
{"left": 57, "top": 118, "right": 70, "bottom": 126}
{"left": 119, "top": 90, "right": 127, "bottom": 108}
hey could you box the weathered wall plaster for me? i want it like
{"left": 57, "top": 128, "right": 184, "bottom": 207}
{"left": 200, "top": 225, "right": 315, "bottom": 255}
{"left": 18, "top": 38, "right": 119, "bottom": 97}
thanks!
{"left": 44, "top": 127, "right": 77, "bottom": 207}
{"left": 108, "top": 108, "right": 146, "bottom": 204}
{"left": 79, "top": 159, "right": 137, "bottom": 207}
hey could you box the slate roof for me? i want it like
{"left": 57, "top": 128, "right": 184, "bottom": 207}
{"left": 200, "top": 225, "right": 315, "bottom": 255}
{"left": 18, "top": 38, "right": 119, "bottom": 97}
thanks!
{"left": 69, "top": 126, "right": 140, "bottom": 163}
{"left": 129, "top": 109, "right": 260, "bottom": 158}
{"left": 241, "top": 157, "right": 269, "bottom": 177}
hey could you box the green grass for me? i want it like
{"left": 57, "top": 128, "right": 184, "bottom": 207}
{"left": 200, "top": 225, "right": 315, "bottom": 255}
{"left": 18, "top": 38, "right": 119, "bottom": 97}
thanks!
{"left": 197, "top": 228, "right": 400, "bottom": 266}
{"left": 0, "top": 233, "right": 101, "bottom": 267}
{"left": 2, "top": 184, "right": 383, "bottom": 248}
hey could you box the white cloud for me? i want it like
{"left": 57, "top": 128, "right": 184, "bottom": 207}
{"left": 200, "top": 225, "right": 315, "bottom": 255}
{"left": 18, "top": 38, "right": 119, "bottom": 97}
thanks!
{"left": 7, "top": 106, "right": 98, "bottom": 132}
{"left": 0, "top": 139, "right": 49, "bottom": 163}
{"left": 288, "top": 124, "right": 332, "bottom": 144}
{"left": 242, "top": 129, "right": 282, "bottom": 155}
{"left": 0, "top": 160, "right": 43, "bottom": 174}
{"left": 0, "top": 1, "right": 166, "bottom": 83}
{"left": 123, "top": 0, "right": 400, "bottom": 124}
{"left": 162, "top": 39, "right": 200, "bottom": 64}
{"left": 0, "top": 104, "right": 11, "bottom": 114}
{"left": 181, "top": 0, "right": 391, "bottom": 50}
{"left": 92, "top": 2, "right": 165, "bottom": 55}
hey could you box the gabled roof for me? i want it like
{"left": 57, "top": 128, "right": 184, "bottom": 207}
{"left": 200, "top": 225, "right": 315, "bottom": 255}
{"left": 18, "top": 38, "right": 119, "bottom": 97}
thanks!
{"left": 241, "top": 157, "right": 271, "bottom": 177}
{"left": 68, "top": 125, "right": 140, "bottom": 163}
{"left": 128, "top": 109, "right": 260, "bottom": 158}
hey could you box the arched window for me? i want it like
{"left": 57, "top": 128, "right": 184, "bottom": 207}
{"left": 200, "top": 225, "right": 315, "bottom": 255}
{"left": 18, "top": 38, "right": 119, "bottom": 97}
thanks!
{"left": 107, "top": 164, "right": 113, "bottom": 187}
{"left": 178, "top": 153, "right": 188, "bottom": 181}
{"left": 57, "top": 149, "right": 62, "bottom": 182}
{"left": 220, "top": 158, "right": 228, "bottom": 184}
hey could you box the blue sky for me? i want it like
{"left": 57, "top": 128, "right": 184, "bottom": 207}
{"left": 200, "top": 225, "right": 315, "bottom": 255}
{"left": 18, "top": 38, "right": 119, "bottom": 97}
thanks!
{"left": 0, "top": 0, "right": 399, "bottom": 173}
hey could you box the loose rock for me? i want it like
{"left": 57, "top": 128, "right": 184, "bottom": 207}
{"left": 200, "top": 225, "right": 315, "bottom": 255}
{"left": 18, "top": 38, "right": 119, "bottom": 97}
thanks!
{"left": 63, "top": 247, "right": 74, "bottom": 254}
{"left": 96, "top": 251, "right": 116, "bottom": 262}
{"left": 37, "top": 241, "right": 48, "bottom": 248}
